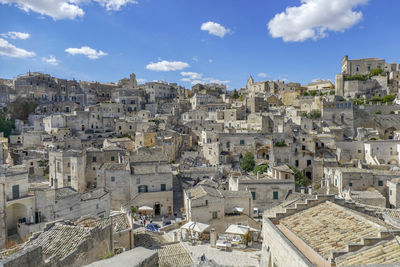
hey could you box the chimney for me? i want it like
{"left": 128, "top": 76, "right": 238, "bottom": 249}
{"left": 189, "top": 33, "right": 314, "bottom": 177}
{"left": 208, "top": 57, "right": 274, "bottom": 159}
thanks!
{"left": 300, "top": 187, "right": 305, "bottom": 194}
{"left": 308, "top": 186, "right": 312, "bottom": 195}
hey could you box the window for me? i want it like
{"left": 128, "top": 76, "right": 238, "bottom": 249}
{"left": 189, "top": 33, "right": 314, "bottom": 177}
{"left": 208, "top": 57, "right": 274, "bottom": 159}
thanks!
{"left": 390, "top": 189, "right": 392, "bottom": 196}
{"left": 205, "top": 200, "right": 208, "bottom": 206}
{"left": 240, "top": 140, "right": 245, "bottom": 146}
{"left": 307, "top": 160, "right": 312, "bottom": 166}
{"left": 67, "top": 176, "right": 71, "bottom": 182}
{"left": 12, "top": 185, "right": 20, "bottom": 199}
{"left": 111, "top": 177, "right": 115, "bottom": 182}
{"left": 378, "top": 180, "right": 383, "bottom": 186}
{"left": 285, "top": 174, "right": 289, "bottom": 179}
{"left": 349, "top": 182, "right": 353, "bottom": 187}
{"left": 92, "top": 156, "right": 97, "bottom": 162}
{"left": 111, "top": 156, "right": 115, "bottom": 161}
{"left": 212, "top": 211, "right": 218, "bottom": 219}
{"left": 273, "top": 191, "right": 279, "bottom": 200}
{"left": 251, "top": 191, "right": 256, "bottom": 200}
{"left": 226, "top": 141, "right": 230, "bottom": 149}
{"left": 161, "top": 184, "right": 166, "bottom": 191}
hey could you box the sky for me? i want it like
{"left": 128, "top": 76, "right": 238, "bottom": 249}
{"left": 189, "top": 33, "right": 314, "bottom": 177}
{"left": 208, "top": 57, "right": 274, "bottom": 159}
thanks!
{"left": 0, "top": 0, "right": 400, "bottom": 90}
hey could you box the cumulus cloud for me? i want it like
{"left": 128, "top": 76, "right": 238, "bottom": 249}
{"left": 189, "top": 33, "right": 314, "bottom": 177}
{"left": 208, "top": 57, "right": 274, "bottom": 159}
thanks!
{"left": 65, "top": 46, "right": 107, "bottom": 59}
{"left": 94, "top": 0, "right": 137, "bottom": 11}
{"left": 0, "top": 0, "right": 85, "bottom": 20}
{"left": 0, "top": 38, "right": 35, "bottom": 58}
{"left": 42, "top": 55, "right": 59, "bottom": 66}
{"left": 0, "top": 0, "right": 136, "bottom": 20}
{"left": 201, "top": 21, "right": 231, "bottom": 38}
{"left": 1, "top": 31, "right": 30, "bottom": 40}
{"left": 267, "top": 0, "right": 368, "bottom": 42}
{"left": 180, "top": 72, "right": 230, "bottom": 85}
{"left": 146, "top": 60, "right": 190, "bottom": 71}
{"left": 257, "top": 73, "right": 269, "bottom": 78}
{"left": 181, "top": 72, "right": 202, "bottom": 80}
{"left": 137, "top": 78, "right": 146, "bottom": 84}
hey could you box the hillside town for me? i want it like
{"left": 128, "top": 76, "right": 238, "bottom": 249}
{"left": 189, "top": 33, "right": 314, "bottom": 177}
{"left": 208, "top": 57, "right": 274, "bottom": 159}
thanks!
{"left": 1, "top": 55, "right": 400, "bottom": 266}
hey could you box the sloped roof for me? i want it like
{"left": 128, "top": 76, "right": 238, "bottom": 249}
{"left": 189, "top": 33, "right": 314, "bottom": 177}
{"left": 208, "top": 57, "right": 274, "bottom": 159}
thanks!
{"left": 26, "top": 223, "right": 92, "bottom": 260}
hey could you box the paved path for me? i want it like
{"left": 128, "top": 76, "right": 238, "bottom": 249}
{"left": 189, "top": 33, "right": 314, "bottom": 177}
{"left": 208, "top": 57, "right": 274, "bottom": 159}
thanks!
{"left": 182, "top": 242, "right": 260, "bottom": 267}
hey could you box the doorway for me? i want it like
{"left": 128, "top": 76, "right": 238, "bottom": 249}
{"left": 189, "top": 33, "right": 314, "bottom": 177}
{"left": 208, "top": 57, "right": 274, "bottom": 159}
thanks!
{"left": 154, "top": 203, "right": 160, "bottom": 216}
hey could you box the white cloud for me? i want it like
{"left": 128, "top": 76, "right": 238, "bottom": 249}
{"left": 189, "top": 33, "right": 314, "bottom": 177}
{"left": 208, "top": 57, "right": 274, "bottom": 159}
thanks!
{"left": 146, "top": 60, "right": 190, "bottom": 71}
{"left": 65, "top": 46, "right": 107, "bottom": 59}
{"left": 180, "top": 72, "right": 230, "bottom": 85}
{"left": 257, "top": 72, "right": 269, "bottom": 78}
{"left": 0, "top": 0, "right": 137, "bottom": 20}
{"left": 137, "top": 78, "right": 146, "bottom": 84}
{"left": 201, "top": 21, "right": 231, "bottom": 38}
{"left": 1, "top": 31, "right": 30, "bottom": 40}
{"left": 181, "top": 72, "right": 202, "bottom": 80}
{"left": 42, "top": 55, "right": 59, "bottom": 66}
{"left": 94, "top": 0, "right": 137, "bottom": 11}
{"left": 192, "top": 56, "right": 198, "bottom": 62}
{"left": 0, "top": 37, "right": 35, "bottom": 58}
{"left": 0, "top": 0, "right": 85, "bottom": 20}
{"left": 267, "top": 0, "right": 368, "bottom": 42}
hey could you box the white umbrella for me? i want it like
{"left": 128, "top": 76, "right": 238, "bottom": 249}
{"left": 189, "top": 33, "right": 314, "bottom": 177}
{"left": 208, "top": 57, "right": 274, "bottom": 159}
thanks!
{"left": 225, "top": 224, "right": 250, "bottom": 235}
{"left": 181, "top": 221, "right": 210, "bottom": 233}
{"left": 232, "top": 207, "right": 244, "bottom": 213}
{"left": 138, "top": 206, "right": 153, "bottom": 211}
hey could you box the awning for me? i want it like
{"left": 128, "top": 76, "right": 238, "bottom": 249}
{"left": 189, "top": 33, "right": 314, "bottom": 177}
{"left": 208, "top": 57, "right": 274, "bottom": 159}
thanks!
{"left": 225, "top": 224, "right": 254, "bottom": 235}
{"left": 181, "top": 221, "right": 210, "bottom": 233}
{"left": 232, "top": 207, "right": 244, "bottom": 213}
{"left": 138, "top": 206, "right": 153, "bottom": 211}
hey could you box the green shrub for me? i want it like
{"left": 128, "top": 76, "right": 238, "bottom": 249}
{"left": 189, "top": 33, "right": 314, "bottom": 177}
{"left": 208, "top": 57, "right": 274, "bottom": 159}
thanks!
{"left": 288, "top": 166, "right": 309, "bottom": 187}
{"left": 370, "top": 68, "right": 383, "bottom": 76}
{"left": 253, "top": 164, "right": 268, "bottom": 175}
{"left": 232, "top": 89, "right": 239, "bottom": 99}
{"left": 390, "top": 110, "right": 395, "bottom": 114}
{"left": 241, "top": 152, "right": 255, "bottom": 172}
{"left": 375, "top": 110, "right": 382, "bottom": 114}
{"left": 329, "top": 90, "right": 335, "bottom": 95}
{"left": 275, "top": 140, "right": 287, "bottom": 147}
{"left": 382, "top": 94, "right": 396, "bottom": 103}
{"left": 0, "top": 116, "right": 15, "bottom": 137}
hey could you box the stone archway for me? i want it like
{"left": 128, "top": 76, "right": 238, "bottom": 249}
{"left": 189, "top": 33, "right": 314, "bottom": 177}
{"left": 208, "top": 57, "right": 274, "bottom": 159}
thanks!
{"left": 6, "top": 203, "right": 28, "bottom": 235}
{"left": 384, "top": 127, "right": 397, "bottom": 140}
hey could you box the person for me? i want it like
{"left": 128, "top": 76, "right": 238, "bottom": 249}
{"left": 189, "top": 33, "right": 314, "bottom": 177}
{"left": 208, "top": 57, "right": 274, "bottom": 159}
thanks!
{"left": 162, "top": 216, "right": 165, "bottom": 226}
{"left": 200, "top": 254, "right": 206, "bottom": 263}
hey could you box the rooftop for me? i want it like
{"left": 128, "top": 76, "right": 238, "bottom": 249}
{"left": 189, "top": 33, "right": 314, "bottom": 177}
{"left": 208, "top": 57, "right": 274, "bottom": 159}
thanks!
{"left": 280, "top": 201, "right": 388, "bottom": 260}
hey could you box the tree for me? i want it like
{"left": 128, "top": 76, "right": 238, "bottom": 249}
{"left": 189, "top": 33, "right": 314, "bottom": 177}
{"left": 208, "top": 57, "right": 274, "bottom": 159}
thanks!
{"left": 0, "top": 116, "right": 15, "bottom": 137}
{"left": 241, "top": 152, "right": 255, "bottom": 172}
{"left": 288, "top": 165, "right": 308, "bottom": 187}
{"left": 253, "top": 164, "right": 268, "bottom": 175}
{"left": 382, "top": 94, "right": 396, "bottom": 104}
{"left": 375, "top": 110, "right": 382, "bottom": 115}
{"left": 308, "top": 109, "right": 321, "bottom": 119}
{"left": 232, "top": 89, "right": 239, "bottom": 99}
{"left": 7, "top": 97, "right": 38, "bottom": 121}
{"left": 370, "top": 68, "right": 383, "bottom": 76}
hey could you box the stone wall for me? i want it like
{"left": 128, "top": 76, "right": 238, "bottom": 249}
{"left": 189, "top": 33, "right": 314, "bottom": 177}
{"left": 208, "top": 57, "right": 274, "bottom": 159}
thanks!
{"left": 261, "top": 218, "right": 313, "bottom": 267}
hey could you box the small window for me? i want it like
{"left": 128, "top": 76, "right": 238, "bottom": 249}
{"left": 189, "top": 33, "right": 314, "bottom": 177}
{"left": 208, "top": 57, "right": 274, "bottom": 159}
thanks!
{"left": 378, "top": 180, "right": 383, "bottom": 186}
{"left": 205, "top": 200, "right": 208, "bottom": 206}
{"left": 240, "top": 140, "right": 245, "bottom": 146}
{"left": 111, "top": 177, "right": 115, "bottom": 182}
{"left": 251, "top": 191, "right": 256, "bottom": 200}
{"left": 273, "top": 191, "right": 279, "bottom": 200}
{"left": 307, "top": 160, "right": 312, "bottom": 166}
{"left": 92, "top": 156, "right": 97, "bottom": 162}
{"left": 67, "top": 176, "right": 71, "bottom": 182}
{"left": 161, "top": 184, "right": 166, "bottom": 191}
{"left": 111, "top": 156, "right": 115, "bottom": 161}
{"left": 212, "top": 211, "right": 218, "bottom": 219}
{"left": 390, "top": 189, "right": 392, "bottom": 196}
{"left": 349, "top": 182, "right": 353, "bottom": 187}
{"left": 226, "top": 141, "right": 230, "bottom": 149}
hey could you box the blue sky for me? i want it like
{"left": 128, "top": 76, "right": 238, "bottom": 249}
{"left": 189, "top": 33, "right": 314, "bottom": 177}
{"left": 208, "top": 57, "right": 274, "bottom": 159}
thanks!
{"left": 0, "top": 0, "right": 400, "bottom": 89}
